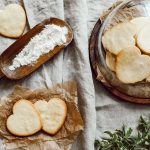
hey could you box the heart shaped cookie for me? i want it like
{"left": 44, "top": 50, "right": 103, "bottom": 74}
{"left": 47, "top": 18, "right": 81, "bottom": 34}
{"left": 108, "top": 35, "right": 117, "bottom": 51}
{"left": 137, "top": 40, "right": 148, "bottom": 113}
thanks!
{"left": 137, "top": 23, "right": 150, "bottom": 54}
{"left": 106, "top": 51, "right": 116, "bottom": 71}
{"left": 34, "top": 98, "right": 67, "bottom": 135}
{"left": 7, "top": 100, "right": 42, "bottom": 136}
{"left": 102, "top": 22, "right": 136, "bottom": 55}
{"left": 116, "top": 46, "right": 150, "bottom": 83}
{"left": 0, "top": 4, "right": 26, "bottom": 38}
{"left": 130, "top": 17, "right": 150, "bottom": 36}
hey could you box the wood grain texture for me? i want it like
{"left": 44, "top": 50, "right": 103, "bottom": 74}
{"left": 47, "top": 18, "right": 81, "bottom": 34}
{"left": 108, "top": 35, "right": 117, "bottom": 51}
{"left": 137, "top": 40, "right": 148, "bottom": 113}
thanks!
{"left": 0, "top": 69, "right": 4, "bottom": 78}
{"left": 89, "top": 19, "right": 150, "bottom": 104}
{"left": 0, "top": 18, "right": 73, "bottom": 80}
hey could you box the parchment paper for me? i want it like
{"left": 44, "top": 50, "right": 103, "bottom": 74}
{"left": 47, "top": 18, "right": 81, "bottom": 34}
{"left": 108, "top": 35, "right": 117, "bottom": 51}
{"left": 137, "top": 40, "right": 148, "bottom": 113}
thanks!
{"left": 0, "top": 81, "right": 84, "bottom": 149}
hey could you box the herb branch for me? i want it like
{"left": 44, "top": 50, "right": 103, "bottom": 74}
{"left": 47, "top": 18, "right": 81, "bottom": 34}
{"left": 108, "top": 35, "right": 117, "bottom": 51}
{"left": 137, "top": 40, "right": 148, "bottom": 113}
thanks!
{"left": 95, "top": 116, "right": 150, "bottom": 150}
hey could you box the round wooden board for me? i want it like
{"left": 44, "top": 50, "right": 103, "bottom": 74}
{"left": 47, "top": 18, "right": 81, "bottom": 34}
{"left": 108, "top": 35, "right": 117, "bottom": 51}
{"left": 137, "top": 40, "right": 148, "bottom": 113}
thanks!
{"left": 89, "top": 19, "right": 150, "bottom": 104}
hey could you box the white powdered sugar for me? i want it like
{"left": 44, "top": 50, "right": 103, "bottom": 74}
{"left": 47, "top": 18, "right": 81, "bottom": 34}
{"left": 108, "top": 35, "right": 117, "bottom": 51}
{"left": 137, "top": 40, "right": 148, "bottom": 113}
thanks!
{"left": 9, "top": 24, "right": 68, "bottom": 71}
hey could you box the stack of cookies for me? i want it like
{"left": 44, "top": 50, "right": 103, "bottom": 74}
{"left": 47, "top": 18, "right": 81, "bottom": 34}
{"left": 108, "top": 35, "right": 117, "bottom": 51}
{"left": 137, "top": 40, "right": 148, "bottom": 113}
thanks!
{"left": 102, "top": 17, "right": 150, "bottom": 84}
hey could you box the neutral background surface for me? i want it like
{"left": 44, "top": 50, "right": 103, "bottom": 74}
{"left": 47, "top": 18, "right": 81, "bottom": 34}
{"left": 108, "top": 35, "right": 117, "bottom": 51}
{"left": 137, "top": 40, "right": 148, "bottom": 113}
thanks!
{"left": 0, "top": 0, "right": 149, "bottom": 150}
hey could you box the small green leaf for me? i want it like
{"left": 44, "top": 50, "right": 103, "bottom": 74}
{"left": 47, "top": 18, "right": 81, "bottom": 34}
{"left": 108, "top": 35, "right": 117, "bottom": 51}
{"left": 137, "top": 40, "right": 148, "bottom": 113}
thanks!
{"left": 125, "top": 128, "right": 132, "bottom": 138}
{"left": 104, "top": 131, "right": 113, "bottom": 137}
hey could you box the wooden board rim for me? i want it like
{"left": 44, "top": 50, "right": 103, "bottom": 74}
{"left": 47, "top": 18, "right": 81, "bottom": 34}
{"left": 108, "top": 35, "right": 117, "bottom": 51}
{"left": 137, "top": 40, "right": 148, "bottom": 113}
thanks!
{"left": 89, "top": 19, "right": 150, "bottom": 104}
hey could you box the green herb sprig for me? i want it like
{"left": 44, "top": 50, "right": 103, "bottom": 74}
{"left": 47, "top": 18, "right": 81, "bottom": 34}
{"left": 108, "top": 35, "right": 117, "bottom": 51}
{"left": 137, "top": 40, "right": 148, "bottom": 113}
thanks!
{"left": 95, "top": 116, "right": 150, "bottom": 150}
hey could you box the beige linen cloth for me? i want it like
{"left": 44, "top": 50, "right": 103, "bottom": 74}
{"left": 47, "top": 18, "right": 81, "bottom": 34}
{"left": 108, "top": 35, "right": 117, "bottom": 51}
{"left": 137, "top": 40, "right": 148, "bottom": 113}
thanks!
{"left": 0, "top": 0, "right": 149, "bottom": 150}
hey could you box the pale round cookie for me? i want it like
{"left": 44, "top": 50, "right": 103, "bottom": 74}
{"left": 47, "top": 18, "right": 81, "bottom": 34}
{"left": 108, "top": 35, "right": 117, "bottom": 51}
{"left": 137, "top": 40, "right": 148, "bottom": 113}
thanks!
{"left": 106, "top": 51, "right": 116, "bottom": 71}
{"left": 34, "top": 98, "right": 67, "bottom": 135}
{"left": 116, "top": 46, "right": 150, "bottom": 84}
{"left": 102, "top": 22, "right": 136, "bottom": 55}
{"left": 130, "top": 17, "right": 150, "bottom": 36}
{"left": 7, "top": 100, "right": 42, "bottom": 136}
{"left": 0, "top": 4, "right": 26, "bottom": 38}
{"left": 137, "top": 23, "right": 150, "bottom": 54}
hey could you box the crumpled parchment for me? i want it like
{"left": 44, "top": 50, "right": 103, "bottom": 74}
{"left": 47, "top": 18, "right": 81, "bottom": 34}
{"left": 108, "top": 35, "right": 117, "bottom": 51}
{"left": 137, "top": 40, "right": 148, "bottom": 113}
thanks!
{"left": 0, "top": 81, "right": 84, "bottom": 149}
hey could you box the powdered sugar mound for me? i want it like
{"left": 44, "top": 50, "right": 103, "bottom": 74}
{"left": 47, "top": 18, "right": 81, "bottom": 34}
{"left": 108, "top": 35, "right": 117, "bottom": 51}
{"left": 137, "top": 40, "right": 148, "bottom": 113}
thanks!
{"left": 9, "top": 24, "right": 68, "bottom": 71}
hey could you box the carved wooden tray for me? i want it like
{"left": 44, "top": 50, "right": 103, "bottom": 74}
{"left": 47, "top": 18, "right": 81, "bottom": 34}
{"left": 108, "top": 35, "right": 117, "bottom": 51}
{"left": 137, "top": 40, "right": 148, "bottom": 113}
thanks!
{"left": 0, "top": 18, "right": 73, "bottom": 80}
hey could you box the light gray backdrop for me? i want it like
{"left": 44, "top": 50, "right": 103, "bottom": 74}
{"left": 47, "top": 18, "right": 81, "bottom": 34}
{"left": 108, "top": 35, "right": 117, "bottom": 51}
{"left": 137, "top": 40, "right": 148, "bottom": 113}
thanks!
{"left": 0, "top": 0, "right": 149, "bottom": 150}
